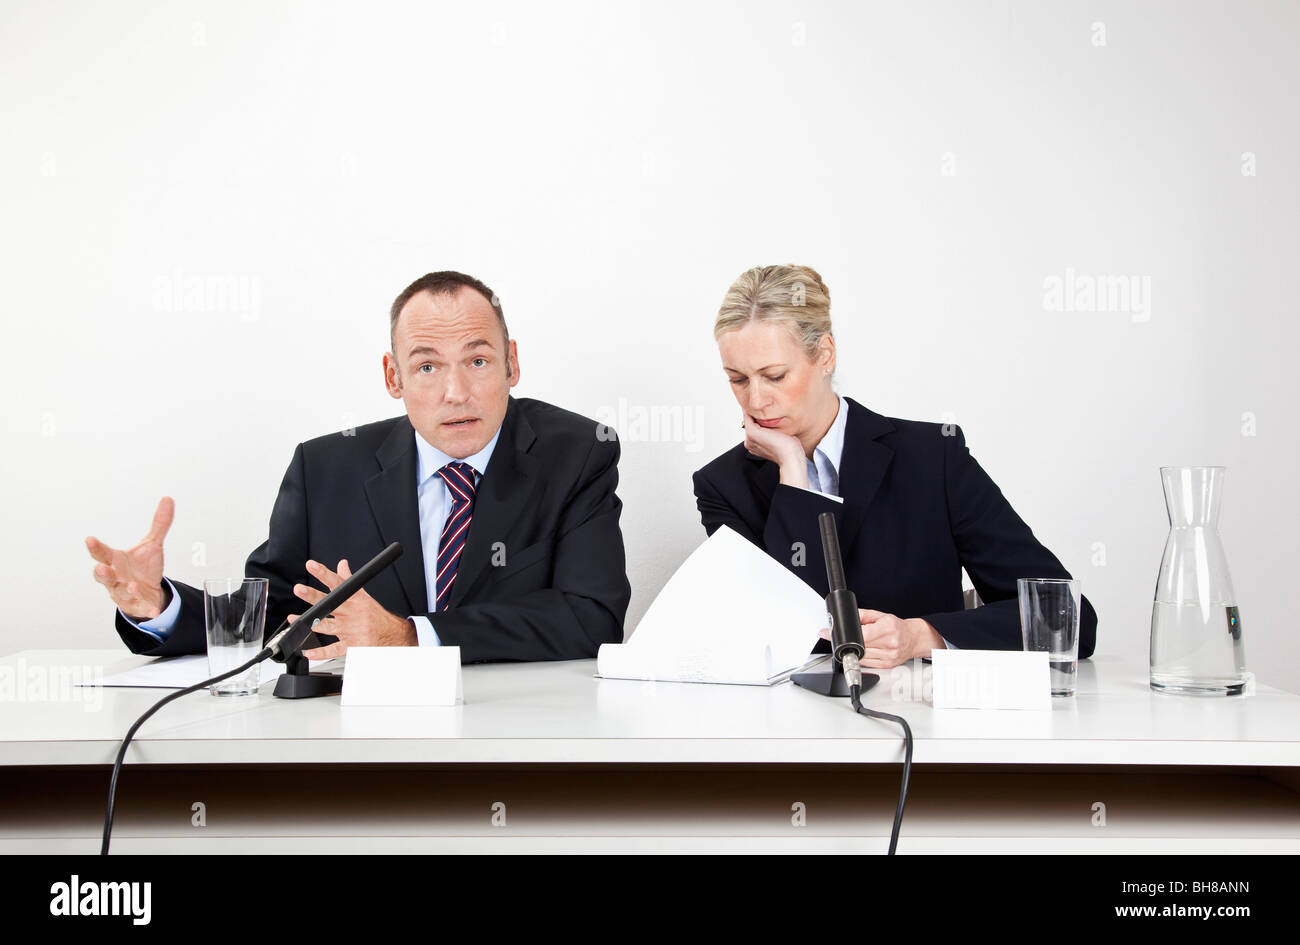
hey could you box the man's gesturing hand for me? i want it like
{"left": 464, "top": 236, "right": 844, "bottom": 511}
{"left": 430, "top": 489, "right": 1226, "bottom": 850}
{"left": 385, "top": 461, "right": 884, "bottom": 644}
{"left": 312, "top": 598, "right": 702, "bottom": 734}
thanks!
{"left": 290, "top": 558, "right": 416, "bottom": 660}
{"left": 85, "top": 496, "right": 174, "bottom": 621}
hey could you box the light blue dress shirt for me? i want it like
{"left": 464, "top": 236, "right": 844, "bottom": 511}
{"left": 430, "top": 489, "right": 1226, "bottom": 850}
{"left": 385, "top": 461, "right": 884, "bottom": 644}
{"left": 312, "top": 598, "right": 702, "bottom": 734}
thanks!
{"left": 120, "top": 425, "right": 502, "bottom": 647}
{"left": 798, "top": 395, "right": 848, "bottom": 504}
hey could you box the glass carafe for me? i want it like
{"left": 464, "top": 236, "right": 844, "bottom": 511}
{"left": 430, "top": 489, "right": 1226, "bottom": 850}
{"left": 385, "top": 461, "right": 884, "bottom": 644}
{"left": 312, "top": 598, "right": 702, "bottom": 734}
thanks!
{"left": 1150, "top": 466, "right": 1247, "bottom": 695}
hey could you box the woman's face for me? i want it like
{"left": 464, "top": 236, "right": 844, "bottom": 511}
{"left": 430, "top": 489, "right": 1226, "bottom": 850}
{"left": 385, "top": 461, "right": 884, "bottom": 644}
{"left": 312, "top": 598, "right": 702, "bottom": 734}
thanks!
{"left": 717, "top": 320, "right": 835, "bottom": 445}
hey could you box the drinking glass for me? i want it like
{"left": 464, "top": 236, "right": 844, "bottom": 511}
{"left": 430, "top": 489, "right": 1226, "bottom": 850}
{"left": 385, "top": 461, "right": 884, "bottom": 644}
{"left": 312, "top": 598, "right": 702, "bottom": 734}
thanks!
{"left": 203, "top": 578, "right": 267, "bottom": 696}
{"left": 1018, "top": 578, "right": 1081, "bottom": 697}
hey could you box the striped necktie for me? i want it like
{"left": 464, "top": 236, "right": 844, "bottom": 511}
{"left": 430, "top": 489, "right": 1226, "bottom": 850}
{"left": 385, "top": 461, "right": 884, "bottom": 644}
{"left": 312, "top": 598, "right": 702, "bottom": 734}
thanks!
{"left": 434, "top": 461, "right": 479, "bottom": 610}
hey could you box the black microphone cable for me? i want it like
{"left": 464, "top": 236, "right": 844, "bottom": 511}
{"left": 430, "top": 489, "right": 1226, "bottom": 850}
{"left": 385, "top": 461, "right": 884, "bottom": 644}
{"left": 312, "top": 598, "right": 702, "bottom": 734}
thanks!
{"left": 844, "top": 652, "right": 914, "bottom": 856}
{"left": 815, "top": 512, "right": 914, "bottom": 855}
{"left": 100, "top": 644, "right": 278, "bottom": 855}
{"left": 100, "top": 541, "right": 403, "bottom": 854}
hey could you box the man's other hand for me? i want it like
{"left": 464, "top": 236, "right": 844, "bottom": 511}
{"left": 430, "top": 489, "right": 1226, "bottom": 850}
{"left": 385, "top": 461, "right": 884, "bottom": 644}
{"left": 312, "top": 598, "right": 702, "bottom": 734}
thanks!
{"left": 290, "top": 558, "right": 416, "bottom": 660}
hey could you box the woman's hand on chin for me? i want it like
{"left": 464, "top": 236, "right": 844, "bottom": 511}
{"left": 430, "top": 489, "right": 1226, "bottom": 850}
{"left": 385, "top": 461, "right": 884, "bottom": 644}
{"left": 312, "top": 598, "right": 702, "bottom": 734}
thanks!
{"left": 742, "top": 414, "right": 809, "bottom": 487}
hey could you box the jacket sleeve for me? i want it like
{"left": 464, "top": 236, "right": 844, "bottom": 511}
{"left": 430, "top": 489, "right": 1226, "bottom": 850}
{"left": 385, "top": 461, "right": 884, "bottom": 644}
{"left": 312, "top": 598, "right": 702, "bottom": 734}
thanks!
{"left": 426, "top": 436, "right": 631, "bottom": 662}
{"left": 113, "top": 443, "right": 313, "bottom": 658}
{"left": 693, "top": 468, "right": 842, "bottom": 600}
{"left": 113, "top": 578, "right": 206, "bottom": 657}
{"left": 921, "top": 426, "right": 1098, "bottom": 658}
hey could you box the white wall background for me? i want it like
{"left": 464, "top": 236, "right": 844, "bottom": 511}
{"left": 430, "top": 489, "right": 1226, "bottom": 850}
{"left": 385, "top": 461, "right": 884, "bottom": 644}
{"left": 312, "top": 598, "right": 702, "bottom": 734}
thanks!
{"left": 2, "top": 1, "right": 1296, "bottom": 687}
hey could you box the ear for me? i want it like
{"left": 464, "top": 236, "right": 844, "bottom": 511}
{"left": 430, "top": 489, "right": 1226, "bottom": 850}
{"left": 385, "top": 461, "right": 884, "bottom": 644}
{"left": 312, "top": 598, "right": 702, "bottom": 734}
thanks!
{"left": 382, "top": 352, "right": 403, "bottom": 399}
{"left": 506, "top": 339, "right": 520, "bottom": 388}
{"left": 819, "top": 333, "right": 836, "bottom": 375}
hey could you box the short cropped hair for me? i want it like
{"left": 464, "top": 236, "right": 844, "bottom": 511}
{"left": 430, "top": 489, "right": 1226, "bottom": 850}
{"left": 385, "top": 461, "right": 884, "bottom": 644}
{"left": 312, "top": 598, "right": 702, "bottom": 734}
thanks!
{"left": 389, "top": 271, "right": 509, "bottom": 356}
{"left": 714, "top": 264, "right": 832, "bottom": 360}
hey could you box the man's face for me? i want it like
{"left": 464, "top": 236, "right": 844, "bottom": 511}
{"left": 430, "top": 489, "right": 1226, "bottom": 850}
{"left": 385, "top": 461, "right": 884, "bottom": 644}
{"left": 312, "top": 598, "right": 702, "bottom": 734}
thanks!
{"left": 383, "top": 286, "right": 520, "bottom": 459}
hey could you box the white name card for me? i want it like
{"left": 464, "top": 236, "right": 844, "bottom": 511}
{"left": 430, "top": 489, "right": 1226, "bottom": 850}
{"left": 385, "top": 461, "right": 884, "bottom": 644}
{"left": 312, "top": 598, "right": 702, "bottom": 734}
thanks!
{"left": 930, "top": 649, "right": 1051, "bottom": 710}
{"left": 340, "top": 646, "right": 463, "bottom": 706}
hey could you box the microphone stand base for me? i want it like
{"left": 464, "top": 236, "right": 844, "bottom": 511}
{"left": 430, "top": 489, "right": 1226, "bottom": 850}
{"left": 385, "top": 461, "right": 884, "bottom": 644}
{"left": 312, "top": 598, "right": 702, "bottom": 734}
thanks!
{"left": 792, "top": 669, "right": 880, "bottom": 698}
{"left": 273, "top": 672, "right": 344, "bottom": 699}
{"left": 272, "top": 652, "right": 344, "bottom": 699}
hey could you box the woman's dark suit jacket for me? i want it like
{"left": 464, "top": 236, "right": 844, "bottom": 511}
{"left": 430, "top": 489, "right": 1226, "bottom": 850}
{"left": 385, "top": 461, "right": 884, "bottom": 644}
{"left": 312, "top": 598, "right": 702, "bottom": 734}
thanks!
{"left": 692, "top": 397, "right": 1097, "bottom": 658}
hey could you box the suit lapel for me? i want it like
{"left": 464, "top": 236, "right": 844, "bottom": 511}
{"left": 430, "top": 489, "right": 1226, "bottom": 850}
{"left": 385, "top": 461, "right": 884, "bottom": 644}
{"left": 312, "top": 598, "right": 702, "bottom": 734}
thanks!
{"left": 837, "top": 397, "right": 895, "bottom": 553}
{"left": 741, "top": 397, "right": 893, "bottom": 553}
{"left": 364, "top": 417, "right": 428, "bottom": 615}
{"left": 448, "top": 397, "right": 540, "bottom": 606}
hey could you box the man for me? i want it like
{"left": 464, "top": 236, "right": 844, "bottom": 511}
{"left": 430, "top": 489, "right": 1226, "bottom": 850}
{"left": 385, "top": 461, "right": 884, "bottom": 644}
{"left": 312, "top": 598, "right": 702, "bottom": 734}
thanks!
{"left": 86, "top": 272, "right": 630, "bottom": 663}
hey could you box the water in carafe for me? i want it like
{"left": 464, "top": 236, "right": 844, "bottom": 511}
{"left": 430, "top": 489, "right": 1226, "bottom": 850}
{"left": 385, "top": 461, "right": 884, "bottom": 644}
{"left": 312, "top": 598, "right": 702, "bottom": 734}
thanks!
{"left": 1149, "top": 467, "right": 1247, "bottom": 695}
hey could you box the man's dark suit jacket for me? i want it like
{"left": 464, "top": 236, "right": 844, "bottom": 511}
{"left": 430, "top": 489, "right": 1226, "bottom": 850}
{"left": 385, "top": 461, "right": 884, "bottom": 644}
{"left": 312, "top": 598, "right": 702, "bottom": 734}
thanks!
{"left": 692, "top": 397, "right": 1097, "bottom": 658}
{"left": 115, "top": 396, "right": 631, "bottom": 663}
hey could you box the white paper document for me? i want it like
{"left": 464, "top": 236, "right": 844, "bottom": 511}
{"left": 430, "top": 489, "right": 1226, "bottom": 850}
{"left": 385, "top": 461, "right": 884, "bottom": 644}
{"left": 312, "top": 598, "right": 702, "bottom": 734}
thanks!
{"left": 84, "top": 653, "right": 333, "bottom": 690}
{"left": 597, "top": 525, "right": 826, "bottom": 685}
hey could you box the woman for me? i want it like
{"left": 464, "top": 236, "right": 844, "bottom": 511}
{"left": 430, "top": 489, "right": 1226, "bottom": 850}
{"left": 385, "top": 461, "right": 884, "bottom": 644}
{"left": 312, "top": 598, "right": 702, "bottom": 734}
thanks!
{"left": 692, "top": 265, "right": 1097, "bottom": 667}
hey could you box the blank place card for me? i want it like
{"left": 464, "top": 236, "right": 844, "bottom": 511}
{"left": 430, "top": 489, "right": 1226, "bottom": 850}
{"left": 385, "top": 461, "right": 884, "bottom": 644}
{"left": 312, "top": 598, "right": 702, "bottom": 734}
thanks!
{"left": 340, "top": 646, "right": 463, "bottom": 706}
{"left": 930, "top": 649, "right": 1051, "bottom": 710}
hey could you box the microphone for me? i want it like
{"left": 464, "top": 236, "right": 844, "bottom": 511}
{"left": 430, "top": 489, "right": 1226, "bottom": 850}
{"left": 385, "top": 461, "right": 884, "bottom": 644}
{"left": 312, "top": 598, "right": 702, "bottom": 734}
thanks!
{"left": 267, "top": 541, "right": 404, "bottom": 663}
{"left": 791, "top": 513, "right": 878, "bottom": 697}
{"left": 806, "top": 514, "right": 915, "bottom": 855}
{"left": 820, "top": 513, "right": 866, "bottom": 688}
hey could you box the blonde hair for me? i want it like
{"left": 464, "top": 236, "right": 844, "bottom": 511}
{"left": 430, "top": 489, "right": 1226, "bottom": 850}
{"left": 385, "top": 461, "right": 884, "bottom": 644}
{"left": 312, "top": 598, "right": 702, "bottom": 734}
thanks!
{"left": 713, "top": 264, "right": 833, "bottom": 360}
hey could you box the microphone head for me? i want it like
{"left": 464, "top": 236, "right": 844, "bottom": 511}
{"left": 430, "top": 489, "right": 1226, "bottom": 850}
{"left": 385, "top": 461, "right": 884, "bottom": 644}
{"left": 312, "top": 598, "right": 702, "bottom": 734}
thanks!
{"left": 818, "top": 512, "right": 848, "bottom": 593}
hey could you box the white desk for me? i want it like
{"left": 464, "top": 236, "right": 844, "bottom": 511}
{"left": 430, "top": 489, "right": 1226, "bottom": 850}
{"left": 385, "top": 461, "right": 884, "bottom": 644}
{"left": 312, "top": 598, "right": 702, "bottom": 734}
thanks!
{"left": 2, "top": 649, "right": 1298, "bottom": 853}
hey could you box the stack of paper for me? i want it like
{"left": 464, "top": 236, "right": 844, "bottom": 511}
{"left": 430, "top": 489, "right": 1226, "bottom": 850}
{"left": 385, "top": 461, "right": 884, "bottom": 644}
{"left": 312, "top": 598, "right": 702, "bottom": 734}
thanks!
{"left": 597, "top": 526, "right": 827, "bottom": 685}
{"left": 83, "top": 654, "right": 336, "bottom": 690}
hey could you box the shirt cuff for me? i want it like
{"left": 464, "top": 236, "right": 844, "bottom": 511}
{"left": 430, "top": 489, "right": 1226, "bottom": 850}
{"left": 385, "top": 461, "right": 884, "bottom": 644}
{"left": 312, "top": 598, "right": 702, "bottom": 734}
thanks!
{"left": 411, "top": 615, "right": 441, "bottom": 646}
{"left": 792, "top": 484, "right": 844, "bottom": 504}
{"left": 120, "top": 578, "right": 181, "bottom": 642}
